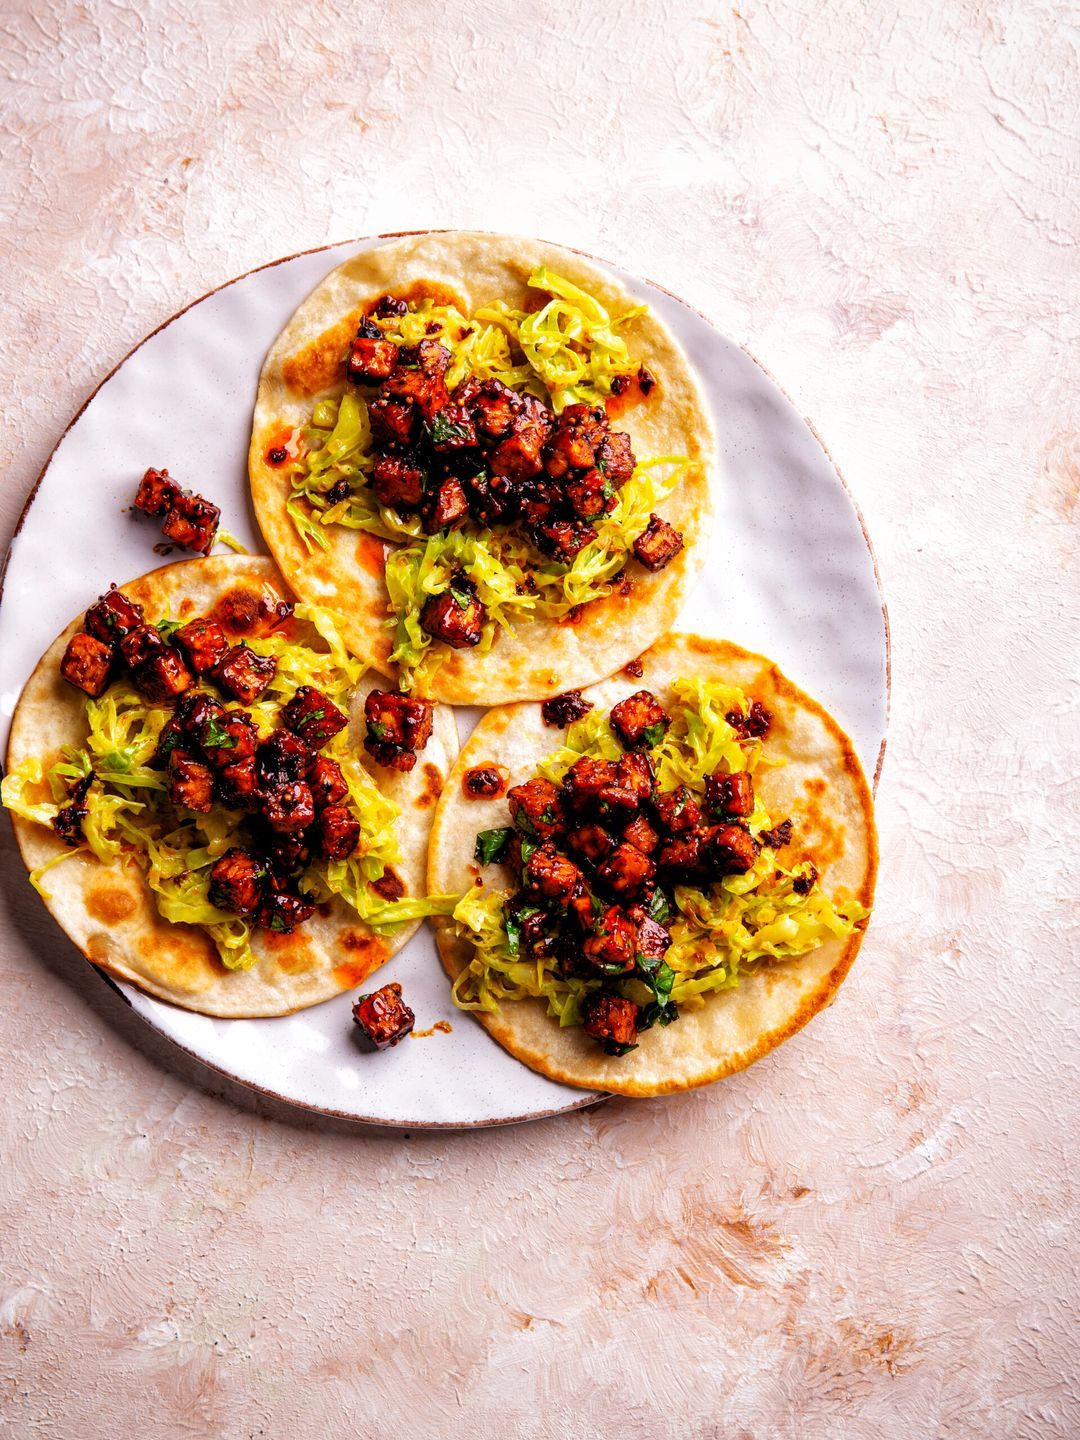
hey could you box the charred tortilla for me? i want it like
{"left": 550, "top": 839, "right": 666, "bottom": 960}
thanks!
{"left": 5, "top": 556, "right": 457, "bottom": 1018}
{"left": 249, "top": 232, "right": 716, "bottom": 704}
{"left": 427, "top": 634, "right": 876, "bottom": 1096}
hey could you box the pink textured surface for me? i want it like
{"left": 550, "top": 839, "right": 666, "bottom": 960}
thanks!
{"left": 0, "top": 3, "right": 1076, "bottom": 1437}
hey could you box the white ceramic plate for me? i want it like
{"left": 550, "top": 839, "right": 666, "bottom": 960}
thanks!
{"left": 0, "top": 234, "right": 888, "bottom": 1127}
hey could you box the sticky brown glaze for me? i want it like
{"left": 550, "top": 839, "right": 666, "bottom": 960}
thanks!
{"left": 205, "top": 585, "right": 297, "bottom": 641}
{"left": 541, "top": 690, "right": 593, "bottom": 728}
{"left": 462, "top": 764, "right": 507, "bottom": 799}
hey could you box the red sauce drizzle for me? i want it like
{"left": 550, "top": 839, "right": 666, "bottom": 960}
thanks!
{"left": 263, "top": 426, "right": 295, "bottom": 467}
{"left": 605, "top": 366, "right": 660, "bottom": 420}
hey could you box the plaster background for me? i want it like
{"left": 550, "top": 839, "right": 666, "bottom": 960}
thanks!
{"left": 0, "top": 2, "right": 1076, "bottom": 1436}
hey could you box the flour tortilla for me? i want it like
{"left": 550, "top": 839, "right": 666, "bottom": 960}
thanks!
{"left": 6, "top": 555, "right": 457, "bottom": 1018}
{"left": 249, "top": 232, "right": 716, "bottom": 704}
{"left": 428, "top": 634, "right": 877, "bottom": 1096}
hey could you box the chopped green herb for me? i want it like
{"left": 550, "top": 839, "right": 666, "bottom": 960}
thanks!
{"left": 156, "top": 728, "right": 182, "bottom": 761}
{"left": 474, "top": 827, "right": 513, "bottom": 865}
{"left": 654, "top": 960, "right": 675, "bottom": 1000}
{"left": 641, "top": 720, "right": 668, "bottom": 748}
{"left": 156, "top": 618, "right": 182, "bottom": 640}
{"left": 638, "top": 1000, "right": 679, "bottom": 1031}
{"left": 504, "top": 910, "right": 522, "bottom": 956}
{"left": 430, "top": 411, "right": 473, "bottom": 446}
{"left": 504, "top": 904, "right": 539, "bottom": 957}
{"left": 635, "top": 951, "right": 674, "bottom": 1002}
{"left": 595, "top": 960, "right": 631, "bottom": 978}
{"left": 647, "top": 888, "right": 671, "bottom": 925}
{"left": 203, "top": 716, "right": 237, "bottom": 750}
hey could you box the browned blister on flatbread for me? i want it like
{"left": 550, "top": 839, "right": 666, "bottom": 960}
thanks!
{"left": 249, "top": 233, "right": 716, "bottom": 703}
{"left": 427, "top": 634, "right": 877, "bottom": 1096}
{"left": 6, "top": 555, "right": 457, "bottom": 1017}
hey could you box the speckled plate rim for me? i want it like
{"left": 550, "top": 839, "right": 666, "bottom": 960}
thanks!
{"left": 0, "top": 231, "right": 889, "bottom": 1129}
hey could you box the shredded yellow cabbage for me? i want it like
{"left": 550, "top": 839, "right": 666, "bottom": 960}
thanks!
{"left": 1, "top": 608, "right": 445, "bottom": 972}
{"left": 450, "top": 679, "right": 868, "bottom": 1023}
{"left": 477, "top": 265, "right": 647, "bottom": 412}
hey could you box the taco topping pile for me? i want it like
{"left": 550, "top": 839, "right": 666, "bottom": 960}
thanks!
{"left": 2, "top": 584, "right": 444, "bottom": 972}
{"left": 279, "top": 270, "right": 695, "bottom": 687}
{"left": 451, "top": 680, "right": 868, "bottom": 1056}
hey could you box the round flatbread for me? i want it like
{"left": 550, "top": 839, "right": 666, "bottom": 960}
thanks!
{"left": 428, "top": 634, "right": 877, "bottom": 1096}
{"left": 249, "top": 232, "right": 716, "bottom": 704}
{"left": 6, "top": 555, "right": 457, "bottom": 1017}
